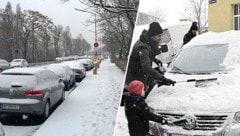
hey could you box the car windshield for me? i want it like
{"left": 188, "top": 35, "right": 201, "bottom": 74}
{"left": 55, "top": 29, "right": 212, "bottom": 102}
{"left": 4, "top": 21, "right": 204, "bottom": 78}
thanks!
{"left": 12, "top": 60, "right": 21, "bottom": 62}
{"left": 169, "top": 44, "right": 229, "bottom": 74}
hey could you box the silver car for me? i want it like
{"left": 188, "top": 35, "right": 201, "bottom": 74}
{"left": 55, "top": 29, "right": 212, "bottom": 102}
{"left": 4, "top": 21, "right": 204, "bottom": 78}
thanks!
{"left": 0, "top": 67, "right": 65, "bottom": 122}
{"left": 9, "top": 59, "right": 29, "bottom": 68}
{"left": 0, "top": 59, "right": 9, "bottom": 72}
{"left": 146, "top": 31, "right": 240, "bottom": 135}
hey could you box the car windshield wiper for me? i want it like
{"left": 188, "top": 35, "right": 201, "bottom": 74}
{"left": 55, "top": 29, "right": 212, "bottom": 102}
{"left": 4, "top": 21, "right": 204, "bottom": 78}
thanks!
{"left": 169, "top": 66, "right": 192, "bottom": 75}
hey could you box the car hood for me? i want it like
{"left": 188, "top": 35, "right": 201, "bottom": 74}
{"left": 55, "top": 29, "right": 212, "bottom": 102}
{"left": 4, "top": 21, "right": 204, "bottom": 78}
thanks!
{"left": 146, "top": 72, "right": 240, "bottom": 113}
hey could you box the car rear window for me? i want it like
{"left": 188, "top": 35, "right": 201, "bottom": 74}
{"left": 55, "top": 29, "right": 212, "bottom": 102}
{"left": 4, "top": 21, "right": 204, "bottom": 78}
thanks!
{"left": 0, "top": 74, "right": 37, "bottom": 87}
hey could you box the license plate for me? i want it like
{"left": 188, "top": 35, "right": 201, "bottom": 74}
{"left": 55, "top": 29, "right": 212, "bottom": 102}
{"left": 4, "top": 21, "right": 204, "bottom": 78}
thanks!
{"left": 1, "top": 104, "right": 19, "bottom": 110}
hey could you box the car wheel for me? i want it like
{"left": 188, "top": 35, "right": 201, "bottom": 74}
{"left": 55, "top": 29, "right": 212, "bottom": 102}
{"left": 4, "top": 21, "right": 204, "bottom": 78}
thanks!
{"left": 65, "top": 83, "right": 70, "bottom": 91}
{"left": 40, "top": 100, "right": 50, "bottom": 122}
{"left": 71, "top": 81, "right": 76, "bottom": 87}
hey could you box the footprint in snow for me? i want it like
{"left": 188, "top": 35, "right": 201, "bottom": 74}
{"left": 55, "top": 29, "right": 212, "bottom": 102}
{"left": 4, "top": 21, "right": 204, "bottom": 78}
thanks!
{"left": 92, "top": 123, "right": 97, "bottom": 127}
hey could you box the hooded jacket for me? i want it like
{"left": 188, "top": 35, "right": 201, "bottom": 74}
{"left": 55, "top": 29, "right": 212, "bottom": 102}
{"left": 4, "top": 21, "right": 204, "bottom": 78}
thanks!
{"left": 124, "top": 95, "right": 165, "bottom": 136}
{"left": 183, "top": 30, "right": 197, "bottom": 45}
{"left": 125, "top": 30, "right": 164, "bottom": 89}
{"left": 183, "top": 22, "right": 198, "bottom": 45}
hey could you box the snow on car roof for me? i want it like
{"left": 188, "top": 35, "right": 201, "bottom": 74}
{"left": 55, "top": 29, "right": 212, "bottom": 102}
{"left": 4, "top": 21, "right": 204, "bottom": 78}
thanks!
{"left": 1, "top": 67, "right": 45, "bottom": 75}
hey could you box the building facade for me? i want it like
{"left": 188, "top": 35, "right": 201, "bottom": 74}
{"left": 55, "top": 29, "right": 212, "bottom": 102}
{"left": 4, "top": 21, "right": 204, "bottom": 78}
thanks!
{"left": 208, "top": 0, "right": 240, "bottom": 32}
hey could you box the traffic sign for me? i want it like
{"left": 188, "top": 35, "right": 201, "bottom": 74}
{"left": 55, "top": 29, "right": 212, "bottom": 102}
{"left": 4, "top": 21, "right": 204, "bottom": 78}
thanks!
{"left": 94, "top": 42, "right": 99, "bottom": 48}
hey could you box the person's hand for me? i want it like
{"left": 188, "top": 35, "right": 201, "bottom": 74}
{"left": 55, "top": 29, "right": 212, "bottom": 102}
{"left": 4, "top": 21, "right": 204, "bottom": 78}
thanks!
{"left": 160, "top": 77, "right": 176, "bottom": 86}
{"left": 161, "top": 118, "right": 174, "bottom": 125}
{"left": 154, "top": 58, "right": 162, "bottom": 66}
{"left": 161, "top": 119, "right": 168, "bottom": 125}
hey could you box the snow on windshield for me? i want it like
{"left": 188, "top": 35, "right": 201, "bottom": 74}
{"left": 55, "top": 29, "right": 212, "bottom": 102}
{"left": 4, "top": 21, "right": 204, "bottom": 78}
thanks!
{"left": 170, "top": 44, "right": 228, "bottom": 73}
{"left": 176, "top": 31, "right": 240, "bottom": 73}
{"left": 0, "top": 75, "right": 36, "bottom": 87}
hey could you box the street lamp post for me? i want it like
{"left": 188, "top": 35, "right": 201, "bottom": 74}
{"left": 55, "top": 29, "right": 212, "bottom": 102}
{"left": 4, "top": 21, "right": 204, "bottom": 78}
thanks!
{"left": 75, "top": 8, "right": 100, "bottom": 74}
{"left": 74, "top": 8, "right": 97, "bottom": 47}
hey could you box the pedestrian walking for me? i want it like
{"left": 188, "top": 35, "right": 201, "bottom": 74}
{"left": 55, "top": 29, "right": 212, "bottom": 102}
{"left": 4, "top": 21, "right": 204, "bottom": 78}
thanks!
{"left": 124, "top": 80, "right": 171, "bottom": 136}
{"left": 183, "top": 21, "right": 198, "bottom": 45}
{"left": 125, "top": 22, "right": 175, "bottom": 96}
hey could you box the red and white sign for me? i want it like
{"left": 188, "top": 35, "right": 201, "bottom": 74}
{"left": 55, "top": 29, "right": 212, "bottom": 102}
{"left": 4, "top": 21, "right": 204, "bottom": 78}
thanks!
{"left": 94, "top": 42, "right": 99, "bottom": 48}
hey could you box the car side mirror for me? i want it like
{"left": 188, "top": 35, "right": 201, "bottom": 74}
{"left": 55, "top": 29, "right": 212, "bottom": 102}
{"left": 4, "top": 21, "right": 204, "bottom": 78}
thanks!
{"left": 160, "top": 43, "right": 168, "bottom": 53}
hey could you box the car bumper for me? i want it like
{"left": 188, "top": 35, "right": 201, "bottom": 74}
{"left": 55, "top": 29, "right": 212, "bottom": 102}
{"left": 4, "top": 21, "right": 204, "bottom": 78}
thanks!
{"left": 0, "top": 98, "right": 44, "bottom": 115}
{"left": 150, "top": 122, "right": 226, "bottom": 136}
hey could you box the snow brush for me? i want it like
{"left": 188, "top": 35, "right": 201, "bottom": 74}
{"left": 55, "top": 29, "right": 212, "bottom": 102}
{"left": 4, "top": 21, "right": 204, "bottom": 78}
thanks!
{"left": 176, "top": 78, "right": 218, "bottom": 83}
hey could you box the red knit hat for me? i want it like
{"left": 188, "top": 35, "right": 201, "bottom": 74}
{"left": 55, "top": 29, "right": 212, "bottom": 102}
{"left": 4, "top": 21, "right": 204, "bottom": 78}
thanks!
{"left": 128, "top": 80, "right": 144, "bottom": 96}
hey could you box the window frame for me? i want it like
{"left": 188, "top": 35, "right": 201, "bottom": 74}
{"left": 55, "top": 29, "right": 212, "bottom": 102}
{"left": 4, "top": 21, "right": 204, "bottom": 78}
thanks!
{"left": 209, "top": 0, "right": 217, "bottom": 4}
{"left": 233, "top": 4, "right": 240, "bottom": 30}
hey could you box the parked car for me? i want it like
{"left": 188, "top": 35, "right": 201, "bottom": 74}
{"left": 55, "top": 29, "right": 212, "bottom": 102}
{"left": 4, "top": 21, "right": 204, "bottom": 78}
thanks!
{"left": 62, "top": 61, "right": 86, "bottom": 82}
{"left": 9, "top": 59, "right": 29, "bottom": 68}
{"left": 0, "top": 67, "right": 65, "bottom": 122}
{"left": 55, "top": 57, "right": 63, "bottom": 62}
{"left": 131, "top": 22, "right": 192, "bottom": 64}
{"left": 0, "top": 59, "right": 9, "bottom": 72}
{"left": 46, "top": 64, "right": 76, "bottom": 91}
{"left": 146, "top": 31, "right": 240, "bottom": 135}
{"left": 78, "top": 59, "right": 94, "bottom": 71}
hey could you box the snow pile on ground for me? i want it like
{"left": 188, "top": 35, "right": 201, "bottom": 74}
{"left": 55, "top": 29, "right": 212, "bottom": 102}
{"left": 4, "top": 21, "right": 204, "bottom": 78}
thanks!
{"left": 33, "top": 59, "right": 124, "bottom": 136}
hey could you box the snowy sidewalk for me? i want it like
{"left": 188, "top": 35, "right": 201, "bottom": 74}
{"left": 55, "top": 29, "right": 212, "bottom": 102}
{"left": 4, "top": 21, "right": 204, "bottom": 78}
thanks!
{"left": 33, "top": 59, "right": 124, "bottom": 136}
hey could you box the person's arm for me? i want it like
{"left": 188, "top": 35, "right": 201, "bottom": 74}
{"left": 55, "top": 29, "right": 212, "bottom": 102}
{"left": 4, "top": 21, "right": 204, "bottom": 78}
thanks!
{"left": 138, "top": 100, "right": 167, "bottom": 124}
{"left": 138, "top": 47, "right": 163, "bottom": 80}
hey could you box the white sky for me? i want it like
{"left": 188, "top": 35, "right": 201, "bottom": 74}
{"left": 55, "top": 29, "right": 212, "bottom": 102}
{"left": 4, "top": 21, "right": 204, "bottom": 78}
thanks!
{"left": 138, "top": 0, "right": 189, "bottom": 23}
{"left": 0, "top": 0, "right": 96, "bottom": 44}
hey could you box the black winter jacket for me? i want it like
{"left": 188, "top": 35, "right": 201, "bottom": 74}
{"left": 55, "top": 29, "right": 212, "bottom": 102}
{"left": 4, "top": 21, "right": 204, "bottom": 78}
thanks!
{"left": 124, "top": 95, "right": 165, "bottom": 136}
{"left": 183, "top": 31, "right": 196, "bottom": 45}
{"left": 125, "top": 30, "right": 163, "bottom": 88}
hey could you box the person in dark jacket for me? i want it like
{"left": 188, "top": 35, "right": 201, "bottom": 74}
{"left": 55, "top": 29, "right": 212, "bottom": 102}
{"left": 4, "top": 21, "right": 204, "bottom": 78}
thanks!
{"left": 125, "top": 22, "right": 175, "bottom": 96}
{"left": 183, "top": 21, "right": 198, "bottom": 45}
{"left": 125, "top": 80, "right": 170, "bottom": 136}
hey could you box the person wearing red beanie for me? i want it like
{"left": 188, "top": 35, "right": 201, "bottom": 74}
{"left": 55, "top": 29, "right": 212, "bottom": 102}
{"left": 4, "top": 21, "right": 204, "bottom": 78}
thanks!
{"left": 128, "top": 80, "right": 145, "bottom": 96}
{"left": 124, "top": 80, "right": 170, "bottom": 136}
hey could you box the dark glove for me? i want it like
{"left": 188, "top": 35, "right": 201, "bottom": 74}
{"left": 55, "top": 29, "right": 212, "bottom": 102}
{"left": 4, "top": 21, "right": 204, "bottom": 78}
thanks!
{"left": 160, "top": 76, "right": 176, "bottom": 86}
{"left": 154, "top": 58, "right": 162, "bottom": 66}
{"left": 154, "top": 67, "right": 164, "bottom": 74}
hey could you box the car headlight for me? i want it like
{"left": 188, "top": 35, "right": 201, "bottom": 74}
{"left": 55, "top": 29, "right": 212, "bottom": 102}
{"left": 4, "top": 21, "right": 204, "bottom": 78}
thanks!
{"left": 233, "top": 111, "right": 240, "bottom": 123}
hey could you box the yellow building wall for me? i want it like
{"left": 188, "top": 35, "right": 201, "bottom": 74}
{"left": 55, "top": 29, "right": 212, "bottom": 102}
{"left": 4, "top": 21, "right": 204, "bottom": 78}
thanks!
{"left": 208, "top": 0, "right": 240, "bottom": 32}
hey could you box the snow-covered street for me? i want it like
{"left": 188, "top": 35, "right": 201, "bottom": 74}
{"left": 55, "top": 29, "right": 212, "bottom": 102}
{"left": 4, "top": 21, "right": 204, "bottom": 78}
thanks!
{"left": 2, "top": 59, "right": 124, "bottom": 136}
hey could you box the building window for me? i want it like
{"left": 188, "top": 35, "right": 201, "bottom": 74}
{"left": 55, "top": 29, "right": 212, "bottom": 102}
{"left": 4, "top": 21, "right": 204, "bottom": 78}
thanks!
{"left": 209, "top": 0, "right": 217, "bottom": 4}
{"left": 233, "top": 4, "right": 240, "bottom": 30}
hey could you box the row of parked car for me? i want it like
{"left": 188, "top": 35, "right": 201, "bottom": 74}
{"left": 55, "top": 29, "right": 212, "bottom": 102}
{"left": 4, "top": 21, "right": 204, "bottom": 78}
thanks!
{"left": 0, "top": 58, "right": 94, "bottom": 131}
{"left": 55, "top": 55, "right": 92, "bottom": 62}
{"left": 0, "top": 59, "right": 29, "bottom": 72}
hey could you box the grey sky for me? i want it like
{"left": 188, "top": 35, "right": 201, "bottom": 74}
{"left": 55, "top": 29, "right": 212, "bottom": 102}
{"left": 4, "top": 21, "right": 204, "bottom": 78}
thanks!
{"left": 0, "top": 0, "right": 96, "bottom": 44}
{"left": 138, "top": 0, "right": 188, "bottom": 22}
